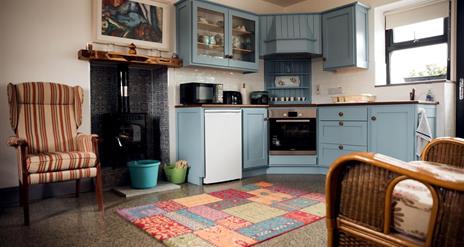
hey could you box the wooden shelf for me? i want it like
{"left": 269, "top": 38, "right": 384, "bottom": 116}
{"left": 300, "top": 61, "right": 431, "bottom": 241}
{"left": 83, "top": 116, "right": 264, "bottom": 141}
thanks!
{"left": 267, "top": 87, "right": 309, "bottom": 90}
{"left": 233, "top": 47, "right": 253, "bottom": 53}
{"left": 198, "top": 22, "right": 224, "bottom": 33}
{"left": 77, "top": 50, "right": 182, "bottom": 68}
{"left": 197, "top": 42, "right": 224, "bottom": 50}
{"left": 232, "top": 29, "right": 252, "bottom": 35}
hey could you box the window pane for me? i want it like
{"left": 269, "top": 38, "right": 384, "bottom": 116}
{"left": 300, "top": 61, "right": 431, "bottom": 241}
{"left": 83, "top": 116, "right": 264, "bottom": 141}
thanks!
{"left": 393, "top": 18, "right": 444, "bottom": 43}
{"left": 390, "top": 43, "right": 447, "bottom": 84}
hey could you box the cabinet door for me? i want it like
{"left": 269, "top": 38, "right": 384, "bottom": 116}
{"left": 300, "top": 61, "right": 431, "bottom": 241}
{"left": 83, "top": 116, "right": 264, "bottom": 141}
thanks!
{"left": 228, "top": 10, "right": 259, "bottom": 71}
{"left": 322, "top": 6, "right": 355, "bottom": 70}
{"left": 192, "top": 1, "right": 229, "bottom": 66}
{"left": 243, "top": 108, "right": 268, "bottom": 169}
{"left": 368, "top": 105, "right": 415, "bottom": 161}
{"left": 319, "top": 143, "right": 366, "bottom": 167}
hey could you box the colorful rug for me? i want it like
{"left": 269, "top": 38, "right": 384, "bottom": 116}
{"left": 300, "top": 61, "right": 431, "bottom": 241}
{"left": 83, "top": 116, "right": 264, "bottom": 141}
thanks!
{"left": 117, "top": 182, "right": 325, "bottom": 247}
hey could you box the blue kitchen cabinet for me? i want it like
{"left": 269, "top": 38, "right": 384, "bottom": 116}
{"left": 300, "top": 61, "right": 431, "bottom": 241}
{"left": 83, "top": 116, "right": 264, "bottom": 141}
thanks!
{"left": 368, "top": 105, "right": 426, "bottom": 162}
{"left": 322, "top": 3, "right": 369, "bottom": 71}
{"left": 319, "top": 143, "right": 367, "bottom": 168}
{"left": 175, "top": 0, "right": 259, "bottom": 72}
{"left": 176, "top": 108, "right": 205, "bottom": 185}
{"left": 260, "top": 14, "right": 321, "bottom": 56}
{"left": 242, "top": 108, "right": 268, "bottom": 169}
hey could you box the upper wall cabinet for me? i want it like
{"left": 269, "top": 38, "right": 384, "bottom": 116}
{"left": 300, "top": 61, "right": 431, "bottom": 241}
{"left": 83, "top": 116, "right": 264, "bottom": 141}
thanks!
{"left": 260, "top": 14, "right": 321, "bottom": 57}
{"left": 322, "top": 3, "right": 369, "bottom": 71}
{"left": 176, "top": 0, "right": 259, "bottom": 72}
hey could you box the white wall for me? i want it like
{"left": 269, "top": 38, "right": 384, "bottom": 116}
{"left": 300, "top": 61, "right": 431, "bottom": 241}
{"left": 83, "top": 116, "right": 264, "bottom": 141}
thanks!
{"left": 0, "top": 0, "right": 92, "bottom": 188}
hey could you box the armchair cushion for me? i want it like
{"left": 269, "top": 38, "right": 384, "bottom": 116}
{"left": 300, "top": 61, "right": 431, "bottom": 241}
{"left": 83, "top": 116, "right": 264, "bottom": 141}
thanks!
{"left": 28, "top": 167, "right": 97, "bottom": 185}
{"left": 392, "top": 179, "right": 433, "bottom": 240}
{"left": 26, "top": 152, "right": 97, "bottom": 173}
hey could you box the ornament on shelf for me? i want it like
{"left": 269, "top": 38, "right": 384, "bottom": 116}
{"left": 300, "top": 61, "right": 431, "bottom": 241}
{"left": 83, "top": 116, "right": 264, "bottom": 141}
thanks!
{"left": 128, "top": 43, "right": 137, "bottom": 55}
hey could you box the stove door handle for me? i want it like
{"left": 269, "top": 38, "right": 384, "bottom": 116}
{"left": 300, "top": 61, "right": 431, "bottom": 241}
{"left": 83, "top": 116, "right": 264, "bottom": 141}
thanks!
{"left": 275, "top": 119, "right": 311, "bottom": 123}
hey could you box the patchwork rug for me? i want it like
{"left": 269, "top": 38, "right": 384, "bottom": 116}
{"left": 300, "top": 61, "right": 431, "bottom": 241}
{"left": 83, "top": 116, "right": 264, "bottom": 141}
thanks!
{"left": 117, "top": 182, "right": 325, "bottom": 247}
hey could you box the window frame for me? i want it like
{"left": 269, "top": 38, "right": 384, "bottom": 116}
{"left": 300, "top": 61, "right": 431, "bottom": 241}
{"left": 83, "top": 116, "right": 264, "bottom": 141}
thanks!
{"left": 385, "top": 17, "right": 450, "bottom": 85}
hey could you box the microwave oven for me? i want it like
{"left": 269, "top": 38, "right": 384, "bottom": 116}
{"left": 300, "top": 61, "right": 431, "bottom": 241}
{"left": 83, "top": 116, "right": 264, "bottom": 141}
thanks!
{"left": 180, "top": 83, "right": 223, "bottom": 104}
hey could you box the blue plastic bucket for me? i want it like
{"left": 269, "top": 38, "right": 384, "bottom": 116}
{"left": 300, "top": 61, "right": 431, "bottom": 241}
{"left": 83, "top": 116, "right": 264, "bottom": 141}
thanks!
{"left": 127, "top": 160, "right": 160, "bottom": 189}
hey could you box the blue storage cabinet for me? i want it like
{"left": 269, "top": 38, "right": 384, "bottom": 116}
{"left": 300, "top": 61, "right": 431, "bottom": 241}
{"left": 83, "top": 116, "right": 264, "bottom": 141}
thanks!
{"left": 318, "top": 103, "right": 437, "bottom": 167}
{"left": 176, "top": 107, "right": 205, "bottom": 185}
{"left": 322, "top": 3, "right": 369, "bottom": 71}
{"left": 242, "top": 108, "right": 268, "bottom": 170}
{"left": 175, "top": 0, "right": 259, "bottom": 72}
{"left": 259, "top": 14, "right": 321, "bottom": 56}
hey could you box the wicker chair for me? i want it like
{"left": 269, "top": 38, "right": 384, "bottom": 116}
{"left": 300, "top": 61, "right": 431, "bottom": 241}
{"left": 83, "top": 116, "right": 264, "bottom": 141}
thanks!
{"left": 326, "top": 137, "right": 464, "bottom": 247}
{"left": 7, "top": 82, "right": 104, "bottom": 225}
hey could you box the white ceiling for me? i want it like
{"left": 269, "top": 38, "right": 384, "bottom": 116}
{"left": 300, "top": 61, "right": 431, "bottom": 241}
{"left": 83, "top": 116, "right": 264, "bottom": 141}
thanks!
{"left": 261, "top": 0, "right": 307, "bottom": 7}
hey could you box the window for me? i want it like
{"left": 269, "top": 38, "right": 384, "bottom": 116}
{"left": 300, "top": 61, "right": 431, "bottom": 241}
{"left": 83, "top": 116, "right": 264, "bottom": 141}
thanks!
{"left": 386, "top": 17, "right": 449, "bottom": 84}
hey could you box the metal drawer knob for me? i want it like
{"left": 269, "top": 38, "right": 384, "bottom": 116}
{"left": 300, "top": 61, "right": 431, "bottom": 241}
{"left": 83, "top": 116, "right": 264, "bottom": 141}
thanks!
{"left": 371, "top": 116, "right": 377, "bottom": 121}
{"left": 339, "top": 121, "right": 344, "bottom": 126}
{"left": 339, "top": 144, "right": 344, "bottom": 150}
{"left": 338, "top": 112, "right": 344, "bottom": 117}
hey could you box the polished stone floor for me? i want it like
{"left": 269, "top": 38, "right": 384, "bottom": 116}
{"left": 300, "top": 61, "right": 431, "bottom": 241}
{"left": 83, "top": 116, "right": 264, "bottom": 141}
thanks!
{"left": 0, "top": 175, "right": 327, "bottom": 247}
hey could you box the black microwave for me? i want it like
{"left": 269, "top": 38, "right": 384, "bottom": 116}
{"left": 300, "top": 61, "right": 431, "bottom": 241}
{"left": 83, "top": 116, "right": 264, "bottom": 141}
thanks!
{"left": 180, "top": 83, "right": 223, "bottom": 104}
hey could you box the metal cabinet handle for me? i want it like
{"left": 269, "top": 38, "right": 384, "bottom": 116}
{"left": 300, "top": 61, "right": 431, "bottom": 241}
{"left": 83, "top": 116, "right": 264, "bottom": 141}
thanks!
{"left": 338, "top": 144, "right": 344, "bottom": 150}
{"left": 263, "top": 118, "right": 268, "bottom": 121}
{"left": 339, "top": 121, "right": 344, "bottom": 126}
{"left": 371, "top": 116, "right": 377, "bottom": 121}
{"left": 338, "top": 112, "right": 344, "bottom": 117}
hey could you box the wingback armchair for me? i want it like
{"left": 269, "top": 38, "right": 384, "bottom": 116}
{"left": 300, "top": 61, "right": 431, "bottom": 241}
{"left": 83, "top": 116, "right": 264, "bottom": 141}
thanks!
{"left": 326, "top": 137, "right": 464, "bottom": 247}
{"left": 7, "top": 82, "right": 103, "bottom": 225}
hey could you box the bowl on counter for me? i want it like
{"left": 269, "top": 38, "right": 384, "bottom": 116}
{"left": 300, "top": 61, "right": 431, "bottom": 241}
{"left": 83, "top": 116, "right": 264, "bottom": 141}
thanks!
{"left": 331, "top": 94, "right": 376, "bottom": 103}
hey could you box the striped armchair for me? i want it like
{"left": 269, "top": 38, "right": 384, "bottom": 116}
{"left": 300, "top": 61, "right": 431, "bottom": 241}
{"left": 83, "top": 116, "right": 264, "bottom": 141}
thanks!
{"left": 7, "top": 82, "right": 103, "bottom": 225}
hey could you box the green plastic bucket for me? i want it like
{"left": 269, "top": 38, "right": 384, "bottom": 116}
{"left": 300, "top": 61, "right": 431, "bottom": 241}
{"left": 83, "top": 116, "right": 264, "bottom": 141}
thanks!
{"left": 127, "top": 160, "right": 160, "bottom": 189}
{"left": 164, "top": 164, "right": 188, "bottom": 184}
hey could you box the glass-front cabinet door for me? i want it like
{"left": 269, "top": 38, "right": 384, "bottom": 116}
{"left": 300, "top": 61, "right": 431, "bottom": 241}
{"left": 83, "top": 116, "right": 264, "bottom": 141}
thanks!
{"left": 192, "top": 1, "right": 229, "bottom": 66}
{"left": 228, "top": 10, "right": 259, "bottom": 70}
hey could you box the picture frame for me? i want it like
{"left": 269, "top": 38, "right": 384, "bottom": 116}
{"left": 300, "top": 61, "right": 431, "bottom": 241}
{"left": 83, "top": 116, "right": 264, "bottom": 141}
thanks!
{"left": 92, "top": 0, "right": 170, "bottom": 51}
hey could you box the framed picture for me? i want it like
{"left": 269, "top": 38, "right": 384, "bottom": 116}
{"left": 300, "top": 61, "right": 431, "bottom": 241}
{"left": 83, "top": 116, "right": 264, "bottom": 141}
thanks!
{"left": 93, "top": 0, "right": 170, "bottom": 51}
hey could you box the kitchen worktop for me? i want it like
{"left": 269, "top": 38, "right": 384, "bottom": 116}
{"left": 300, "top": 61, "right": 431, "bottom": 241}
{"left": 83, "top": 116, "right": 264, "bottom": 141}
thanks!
{"left": 175, "top": 101, "right": 438, "bottom": 108}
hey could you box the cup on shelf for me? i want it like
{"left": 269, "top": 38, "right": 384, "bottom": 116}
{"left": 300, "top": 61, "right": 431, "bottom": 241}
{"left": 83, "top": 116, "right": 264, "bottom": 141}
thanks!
{"left": 301, "top": 97, "right": 306, "bottom": 101}
{"left": 280, "top": 97, "right": 285, "bottom": 101}
{"left": 290, "top": 97, "right": 295, "bottom": 101}
{"left": 297, "top": 97, "right": 301, "bottom": 101}
{"left": 285, "top": 97, "right": 290, "bottom": 101}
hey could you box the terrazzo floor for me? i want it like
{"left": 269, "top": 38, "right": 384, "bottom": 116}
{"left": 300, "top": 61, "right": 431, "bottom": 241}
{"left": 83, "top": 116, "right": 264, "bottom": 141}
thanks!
{"left": 0, "top": 175, "right": 327, "bottom": 247}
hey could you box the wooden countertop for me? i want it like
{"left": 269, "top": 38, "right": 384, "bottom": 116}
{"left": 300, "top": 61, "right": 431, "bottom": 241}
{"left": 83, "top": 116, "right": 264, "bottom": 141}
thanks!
{"left": 176, "top": 101, "right": 438, "bottom": 108}
{"left": 317, "top": 100, "right": 439, "bottom": 106}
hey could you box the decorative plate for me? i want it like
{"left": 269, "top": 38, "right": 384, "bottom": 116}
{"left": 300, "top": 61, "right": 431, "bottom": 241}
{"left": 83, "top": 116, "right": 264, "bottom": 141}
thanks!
{"left": 274, "top": 76, "right": 301, "bottom": 88}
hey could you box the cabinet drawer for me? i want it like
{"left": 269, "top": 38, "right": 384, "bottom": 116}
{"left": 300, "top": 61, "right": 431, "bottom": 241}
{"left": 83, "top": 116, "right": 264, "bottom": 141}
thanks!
{"left": 318, "top": 106, "right": 367, "bottom": 121}
{"left": 319, "top": 143, "right": 367, "bottom": 167}
{"left": 319, "top": 121, "right": 367, "bottom": 146}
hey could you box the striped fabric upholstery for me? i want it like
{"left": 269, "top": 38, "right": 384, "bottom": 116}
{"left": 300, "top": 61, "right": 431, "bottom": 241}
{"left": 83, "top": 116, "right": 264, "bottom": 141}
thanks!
{"left": 7, "top": 82, "right": 97, "bottom": 185}
{"left": 26, "top": 152, "right": 97, "bottom": 173}
{"left": 9, "top": 82, "right": 83, "bottom": 154}
{"left": 28, "top": 167, "right": 97, "bottom": 185}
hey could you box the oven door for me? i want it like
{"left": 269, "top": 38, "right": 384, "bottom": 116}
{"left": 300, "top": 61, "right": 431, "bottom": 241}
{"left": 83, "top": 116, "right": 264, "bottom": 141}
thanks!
{"left": 269, "top": 118, "right": 316, "bottom": 155}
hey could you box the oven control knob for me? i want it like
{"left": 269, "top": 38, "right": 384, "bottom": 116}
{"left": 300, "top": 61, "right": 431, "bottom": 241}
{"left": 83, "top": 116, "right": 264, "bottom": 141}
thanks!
{"left": 338, "top": 144, "right": 344, "bottom": 150}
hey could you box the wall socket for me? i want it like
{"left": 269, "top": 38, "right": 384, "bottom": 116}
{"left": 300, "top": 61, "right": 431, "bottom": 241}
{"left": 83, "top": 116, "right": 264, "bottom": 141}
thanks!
{"left": 315, "top": 84, "right": 320, "bottom": 95}
{"left": 328, "top": 87, "right": 343, "bottom": 95}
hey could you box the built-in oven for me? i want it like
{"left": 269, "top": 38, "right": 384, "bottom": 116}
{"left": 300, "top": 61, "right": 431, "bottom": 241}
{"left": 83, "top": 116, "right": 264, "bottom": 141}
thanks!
{"left": 269, "top": 108, "right": 317, "bottom": 155}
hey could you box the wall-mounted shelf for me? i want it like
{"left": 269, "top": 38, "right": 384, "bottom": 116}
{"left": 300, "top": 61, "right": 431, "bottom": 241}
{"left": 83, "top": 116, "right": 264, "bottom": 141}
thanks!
{"left": 78, "top": 50, "right": 182, "bottom": 68}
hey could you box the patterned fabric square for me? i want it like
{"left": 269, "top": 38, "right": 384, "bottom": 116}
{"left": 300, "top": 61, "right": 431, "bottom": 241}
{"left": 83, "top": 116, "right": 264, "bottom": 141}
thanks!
{"left": 238, "top": 216, "right": 303, "bottom": 241}
{"left": 284, "top": 211, "right": 322, "bottom": 224}
{"left": 206, "top": 198, "right": 251, "bottom": 211}
{"left": 165, "top": 212, "right": 209, "bottom": 231}
{"left": 240, "top": 184, "right": 260, "bottom": 191}
{"left": 163, "top": 233, "right": 214, "bottom": 247}
{"left": 209, "top": 189, "right": 254, "bottom": 200}
{"left": 247, "top": 189, "right": 293, "bottom": 205}
{"left": 254, "top": 181, "right": 273, "bottom": 187}
{"left": 117, "top": 204, "right": 165, "bottom": 221}
{"left": 173, "top": 194, "right": 222, "bottom": 207}
{"left": 187, "top": 205, "right": 229, "bottom": 221}
{"left": 272, "top": 197, "right": 319, "bottom": 211}
{"left": 195, "top": 225, "right": 257, "bottom": 247}
{"left": 133, "top": 215, "right": 191, "bottom": 240}
{"left": 155, "top": 200, "right": 186, "bottom": 212}
{"left": 301, "top": 192, "right": 326, "bottom": 202}
{"left": 176, "top": 209, "right": 215, "bottom": 227}
{"left": 301, "top": 202, "right": 326, "bottom": 217}
{"left": 216, "top": 216, "right": 253, "bottom": 230}
{"left": 223, "top": 202, "right": 286, "bottom": 223}
{"left": 268, "top": 185, "right": 309, "bottom": 197}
